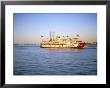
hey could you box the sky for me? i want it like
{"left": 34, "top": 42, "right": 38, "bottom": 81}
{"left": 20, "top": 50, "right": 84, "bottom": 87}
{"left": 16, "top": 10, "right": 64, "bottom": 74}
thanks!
{"left": 13, "top": 13, "right": 97, "bottom": 44}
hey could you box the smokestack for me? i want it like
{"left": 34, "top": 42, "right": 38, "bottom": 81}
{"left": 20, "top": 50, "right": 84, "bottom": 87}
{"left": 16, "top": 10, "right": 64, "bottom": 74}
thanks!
{"left": 53, "top": 32, "right": 54, "bottom": 41}
{"left": 50, "top": 32, "right": 52, "bottom": 41}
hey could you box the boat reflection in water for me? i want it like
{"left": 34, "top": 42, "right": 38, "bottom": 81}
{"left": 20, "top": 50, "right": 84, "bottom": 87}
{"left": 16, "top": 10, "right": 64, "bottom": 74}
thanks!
{"left": 44, "top": 48, "right": 81, "bottom": 53}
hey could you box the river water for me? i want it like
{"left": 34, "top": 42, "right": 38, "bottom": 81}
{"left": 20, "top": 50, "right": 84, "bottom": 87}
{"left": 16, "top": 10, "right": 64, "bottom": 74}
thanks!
{"left": 14, "top": 45, "right": 97, "bottom": 75}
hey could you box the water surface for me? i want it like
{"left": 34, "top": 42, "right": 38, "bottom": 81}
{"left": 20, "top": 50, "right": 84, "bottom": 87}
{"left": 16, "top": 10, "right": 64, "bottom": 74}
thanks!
{"left": 14, "top": 45, "right": 97, "bottom": 75}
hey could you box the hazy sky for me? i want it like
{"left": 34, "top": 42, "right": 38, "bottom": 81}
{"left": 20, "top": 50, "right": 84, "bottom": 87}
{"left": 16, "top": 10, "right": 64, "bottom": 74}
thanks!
{"left": 14, "top": 13, "right": 97, "bottom": 44}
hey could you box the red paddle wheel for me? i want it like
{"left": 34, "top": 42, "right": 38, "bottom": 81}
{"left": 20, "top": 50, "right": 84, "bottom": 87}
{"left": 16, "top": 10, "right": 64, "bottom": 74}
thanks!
{"left": 79, "top": 42, "right": 86, "bottom": 48}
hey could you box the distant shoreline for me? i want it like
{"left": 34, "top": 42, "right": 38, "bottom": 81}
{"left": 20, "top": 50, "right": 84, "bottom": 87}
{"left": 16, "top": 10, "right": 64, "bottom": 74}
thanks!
{"left": 13, "top": 44, "right": 40, "bottom": 46}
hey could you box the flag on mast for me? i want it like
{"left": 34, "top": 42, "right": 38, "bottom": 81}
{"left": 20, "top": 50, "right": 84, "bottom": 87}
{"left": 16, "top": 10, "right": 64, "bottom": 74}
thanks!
{"left": 76, "top": 34, "right": 80, "bottom": 37}
{"left": 41, "top": 35, "right": 43, "bottom": 37}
